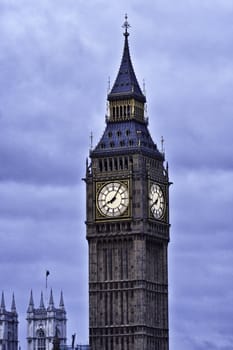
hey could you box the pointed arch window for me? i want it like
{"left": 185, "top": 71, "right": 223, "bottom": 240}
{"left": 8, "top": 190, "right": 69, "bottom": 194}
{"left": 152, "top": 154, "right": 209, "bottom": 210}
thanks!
{"left": 37, "top": 329, "right": 46, "bottom": 350}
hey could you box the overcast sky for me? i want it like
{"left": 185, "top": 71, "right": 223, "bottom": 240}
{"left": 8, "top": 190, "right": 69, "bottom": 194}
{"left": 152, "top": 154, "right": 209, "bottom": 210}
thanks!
{"left": 1, "top": 1, "right": 233, "bottom": 349}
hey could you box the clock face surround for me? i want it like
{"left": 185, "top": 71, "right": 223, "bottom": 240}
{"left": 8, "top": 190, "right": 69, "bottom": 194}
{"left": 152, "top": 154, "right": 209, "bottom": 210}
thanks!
{"left": 149, "top": 183, "right": 165, "bottom": 219}
{"left": 97, "top": 181, "right": 129, "bottom": 218}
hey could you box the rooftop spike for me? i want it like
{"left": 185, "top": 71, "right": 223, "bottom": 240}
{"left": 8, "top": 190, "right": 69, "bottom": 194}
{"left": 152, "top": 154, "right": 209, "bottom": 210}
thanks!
{"left": 1, "top": 291, "right": 5, "bottom": 310}
{"left": 27, "top": 290, "right": 34, "bottom": 312}
{"left": 108, "top": 15, "right": 146, "bottom": 104}
{"left": 59, "top": 291, "right": 65, "bottom": 310}
{"left": 48, "top": 289, "right": 54, "bottom": 310}
{"left": 39, "top": 292, "right": 45, "bottom": 309}
{"left": 11, "top": 293, "right": 17, "bottom": 313}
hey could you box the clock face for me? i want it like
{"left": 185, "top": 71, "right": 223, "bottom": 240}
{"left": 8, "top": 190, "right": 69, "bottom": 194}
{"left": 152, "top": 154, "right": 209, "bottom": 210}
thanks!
{"left": 149, "top": 183, "right": 165, "bottom": 219}
{"left": 97, "top": 181, "right": 129, "bottom": 217}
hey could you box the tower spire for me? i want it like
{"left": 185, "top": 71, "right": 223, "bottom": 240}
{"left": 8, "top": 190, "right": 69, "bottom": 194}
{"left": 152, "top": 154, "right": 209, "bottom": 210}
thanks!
{"left": 59, "top": 291, "right": 65, "bottom": 310}
{"left": 39, "top": 292, "right": 45, "bottom": 309}
{"left": 48, "top": 289, "right": 54, "bottom": 310}
{"left": 1, "top": 291, "right": 5, "bottom": 310}
{"left": 108, "top": 14, "right": 146, "bottom": 104}
{"left": 27, "top": 290, "right": 34, "bottom": 312}
{"left": 11, "top": 293, "right": 17, "bottom": 313}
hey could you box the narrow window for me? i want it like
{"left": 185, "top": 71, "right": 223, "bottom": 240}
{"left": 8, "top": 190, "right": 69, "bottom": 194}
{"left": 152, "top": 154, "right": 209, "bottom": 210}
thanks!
{"left": 119, "top": 158, "right": 123, "bottom": 169}
{"left": 104, "top": 159, "right": 107, "bottom": 171}
{"left": 124, "top": 105, "right": 127, "bottom": 116}
{"left": 37, "top": 329, "right": 46, "bottom": 350}
{"left": 114, "top": 158, "right": 118, "bottom": 170}
{"left": 127, "top": 105, "right": 130, "bottom": 116}
{"left": 109, "top": 158, "right": 113, "bottom": 171}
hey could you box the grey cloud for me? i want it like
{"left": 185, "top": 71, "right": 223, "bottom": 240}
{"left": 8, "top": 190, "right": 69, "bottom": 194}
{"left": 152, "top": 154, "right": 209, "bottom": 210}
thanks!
{"left": 1, "top": 1, "right": 233, "bottom": 349}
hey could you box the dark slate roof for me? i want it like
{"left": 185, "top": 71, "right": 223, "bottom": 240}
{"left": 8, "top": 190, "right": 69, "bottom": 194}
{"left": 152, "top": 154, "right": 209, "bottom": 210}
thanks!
{"left": 108, "top": 33, "right": 146, "bottom": 103}
{"left": 91, "top": 120, "right": 163, "bottom": 160}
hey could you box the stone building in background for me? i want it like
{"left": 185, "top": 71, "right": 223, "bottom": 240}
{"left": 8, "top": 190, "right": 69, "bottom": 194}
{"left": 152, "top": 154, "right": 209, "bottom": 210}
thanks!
{"left": 26, "top": 290, "right": 66, "bottom": 350}
{"left": 0, "top": 292, "right": 18, "bottom": 350}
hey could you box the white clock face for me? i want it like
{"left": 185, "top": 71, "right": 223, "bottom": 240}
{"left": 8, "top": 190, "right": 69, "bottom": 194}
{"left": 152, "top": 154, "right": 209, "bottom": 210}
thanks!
{"left": 97, "top": 182, "right": 129, "bottom": 217}
{"left": 149, "top": 183, "right": 165, "bottom": 219}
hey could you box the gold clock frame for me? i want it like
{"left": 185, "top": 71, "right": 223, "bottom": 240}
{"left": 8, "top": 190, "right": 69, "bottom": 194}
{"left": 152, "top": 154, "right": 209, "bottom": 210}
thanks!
{"left": 95, "top": 180, "right": 130, "bottom": 221}
{"left": 148, "top": 181, "right": 166, "bottom": 221}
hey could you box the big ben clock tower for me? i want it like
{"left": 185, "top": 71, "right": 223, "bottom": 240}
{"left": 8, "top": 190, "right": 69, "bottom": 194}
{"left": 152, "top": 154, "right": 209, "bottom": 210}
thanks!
{"left": 85, "top": 16, "right": 170, "bottom": 350}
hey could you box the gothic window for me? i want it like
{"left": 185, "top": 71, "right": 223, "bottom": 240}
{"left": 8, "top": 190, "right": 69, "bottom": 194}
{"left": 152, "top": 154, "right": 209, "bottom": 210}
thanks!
{"left": 109, "top": 158, "right": 113, "bottom": 171}
{"left": 127, "top": 105, "right": 130, "bottom": 116}
{"left": 129, "top": 139, "right": 134, "bottom": 146}
{"left": 110, "top": 293, "right": 113, "bottom": 325}
{"left": 104, "top": 249, "right": 108, "bottom": 281}
{"left": 99, "top": 160, "right": 103, "bottom": 172}
{"left": 119, "top": 158, "right": 123, "bottom": 169}
{"left": 124, "top": 105, "right": 126, "bottom": 116}
{"left": 124, "top": 157, "right": 128, "bottom": 169}
{"left": 104, "top": 159, "right": 107, "bottom": 171}
{"left": 37, "top": 329, "right": 45, "bottom": 350}
{"left": 114, "top": 158, "right": 118, "bottom": 170}
{"left": 105, "top": 293, "right": 108, "bottom": 325}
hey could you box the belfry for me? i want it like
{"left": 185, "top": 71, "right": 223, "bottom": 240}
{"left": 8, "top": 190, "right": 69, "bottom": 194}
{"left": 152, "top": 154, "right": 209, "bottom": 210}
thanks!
{"left": 85, "top": 16, "right": 170, "bottom": 350}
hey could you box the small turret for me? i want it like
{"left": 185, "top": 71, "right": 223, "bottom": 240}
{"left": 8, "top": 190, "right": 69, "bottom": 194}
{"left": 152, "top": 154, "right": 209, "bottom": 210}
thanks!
{"left": 39, "top": 292, "right": 45, "bottom": 310}
{"left": 48, "top": 289, "right": 55, "bottom": 310}
{"left": 1, "top": 291, "right": 6, "bottom": 311}
{"left": 59, "top": 291, "right": 65, "bottom": 310}
{"left": 11, "top": 293, "right": 17, "bottom": 313}
{"left": 27, "top": 290, "right": 34, "bottom": 313}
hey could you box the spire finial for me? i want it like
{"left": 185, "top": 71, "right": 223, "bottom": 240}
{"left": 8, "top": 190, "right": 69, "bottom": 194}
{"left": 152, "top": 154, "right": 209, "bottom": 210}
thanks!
{"left": 161, "top": 136, "right": 165, "bottom": 153}
{"left": 90, "top": 132, "right": 93, "bottom": 150}
{"left": 11, "top": 293, "right": 17, "bottom": 313}
{"left": 122, "top": 14, "right": 130, "bottom": 36}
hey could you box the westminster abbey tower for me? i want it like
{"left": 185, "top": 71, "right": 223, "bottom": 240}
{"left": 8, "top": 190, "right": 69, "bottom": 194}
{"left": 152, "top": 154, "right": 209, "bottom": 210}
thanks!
{"left": 85, "top": 16, "right": 170, "bottom": 350}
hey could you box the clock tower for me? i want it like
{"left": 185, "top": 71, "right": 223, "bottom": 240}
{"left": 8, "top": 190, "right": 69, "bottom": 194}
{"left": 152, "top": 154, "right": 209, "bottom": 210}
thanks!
{"left": 85, "top": 16, "right": 170, "bottom": 350}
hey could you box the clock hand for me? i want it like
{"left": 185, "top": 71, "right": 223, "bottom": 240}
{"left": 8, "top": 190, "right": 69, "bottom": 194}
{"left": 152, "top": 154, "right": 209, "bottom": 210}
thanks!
{"left": 106, "top": 185, "right": 122, "bottom": 204}
{"left": 152, "top": 197, "right": 159, "bottom": 207}
{"left": 106, "top": 196, "right": 116, "bottom": 204}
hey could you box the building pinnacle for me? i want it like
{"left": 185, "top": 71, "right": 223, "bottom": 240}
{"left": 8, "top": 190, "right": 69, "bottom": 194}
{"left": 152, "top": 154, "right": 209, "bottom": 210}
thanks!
{"left": 27, "top": 290, "right": 34, "bottom": 312}
{"left": 1, "top": 291, "right": 6, "bottom": 310}
{"left": 11, "top": 293, "right": 17, "bottom": 313}
{"left": 48, "top": 289, "right": 55, "bottom": 310}
{"left": 39, "top": 292, "right": 45, "bottom": 309}
{"left": 59, "top": 291, "right": 65, "bottom": 310}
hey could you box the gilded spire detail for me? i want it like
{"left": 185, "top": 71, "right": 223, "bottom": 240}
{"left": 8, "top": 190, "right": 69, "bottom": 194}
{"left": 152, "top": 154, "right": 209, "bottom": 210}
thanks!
{"left": 122, "top": 14, "right": 130, "bottom": 36}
